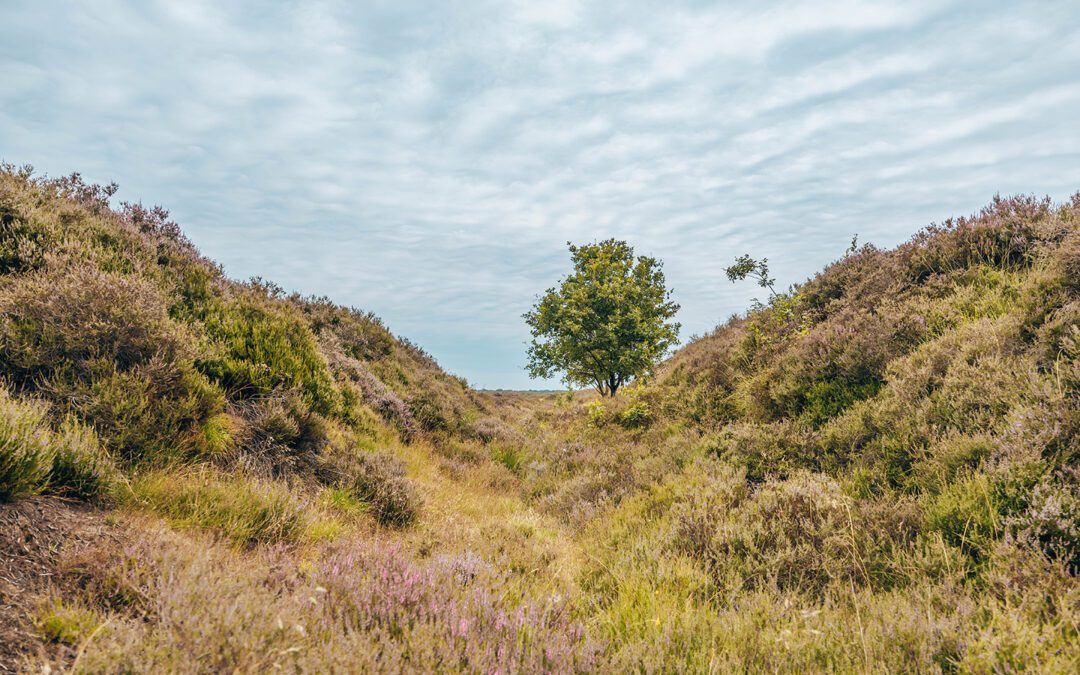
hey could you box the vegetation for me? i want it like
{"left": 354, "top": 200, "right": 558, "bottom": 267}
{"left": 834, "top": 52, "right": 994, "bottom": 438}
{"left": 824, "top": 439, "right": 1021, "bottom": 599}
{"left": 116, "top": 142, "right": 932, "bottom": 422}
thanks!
{"left": 524, "top": 239, "right": 680, "bottom": 396}
{"left": 0, "top": 164, "right": 1077, "bottom": 672}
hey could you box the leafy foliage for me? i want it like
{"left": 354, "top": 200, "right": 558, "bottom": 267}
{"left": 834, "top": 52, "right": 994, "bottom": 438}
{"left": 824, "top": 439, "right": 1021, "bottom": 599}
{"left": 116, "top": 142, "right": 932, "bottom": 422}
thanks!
{"left": 525, "top": 239, "right": 680, "bottom": 396}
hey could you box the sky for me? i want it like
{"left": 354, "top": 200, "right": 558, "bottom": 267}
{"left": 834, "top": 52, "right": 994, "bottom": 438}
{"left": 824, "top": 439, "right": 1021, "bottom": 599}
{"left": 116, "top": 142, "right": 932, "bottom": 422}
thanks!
{"left": 2, "top": 1, "right": 1079, "bottom": 389}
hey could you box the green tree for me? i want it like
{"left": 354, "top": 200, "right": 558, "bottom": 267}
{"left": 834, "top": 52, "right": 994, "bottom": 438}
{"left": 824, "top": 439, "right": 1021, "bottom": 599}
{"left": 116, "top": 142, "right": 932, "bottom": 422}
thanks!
{"left": 725, "top": 254, "right": 777, "bottom": 300}
{"left": 524, "top": 239, "right": 680, "bottom": 397}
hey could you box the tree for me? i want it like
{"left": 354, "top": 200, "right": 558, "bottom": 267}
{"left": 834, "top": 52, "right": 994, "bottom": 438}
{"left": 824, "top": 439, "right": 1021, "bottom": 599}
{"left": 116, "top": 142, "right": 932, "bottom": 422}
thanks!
{"left": 524, "top": 239, "right": 680, "bottom": 397}
{"left": 725, "top": 254, "right": 777, "bottom": 300}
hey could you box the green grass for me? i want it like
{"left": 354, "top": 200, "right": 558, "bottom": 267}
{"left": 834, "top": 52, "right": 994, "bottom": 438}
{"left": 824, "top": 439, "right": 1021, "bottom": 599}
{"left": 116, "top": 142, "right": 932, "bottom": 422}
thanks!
{"left": 126, "top": 468, "right": 310, "bottom": 546}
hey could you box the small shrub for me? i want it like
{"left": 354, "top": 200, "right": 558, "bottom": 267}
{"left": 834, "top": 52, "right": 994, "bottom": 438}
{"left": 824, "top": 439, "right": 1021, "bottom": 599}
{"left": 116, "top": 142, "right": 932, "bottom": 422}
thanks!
{"left": 586, "top": 399, "right": 607, "bottom": 427}
{"left": 924, "top": 473, "right": 1001, "bottom": 559}
{"left": 329, "top": 450, "right": 420, "bottom": 528}
{"left": 234, "top": 391, "right": 331, "bottom": 476}
{"left": 492, "top": 444, "right": 527, "bottom": 475}
{"left": 70, "top": 359, "right": 224, "bottom": 464}
{"left": 0, "top": 211, "right": 49, "bottom": 274}
{"left": 795, "top": 378, "right": 882, "bottom": 428}
{"left": 198, "top": 292, "right": 340, "bottom": 416}
{"left": 1007, "top": 477, "right": 1080, "bottom": 573}
{"left": 0, "top": 268, "right": 224, "bottom": 464}
{"left": 0, "top": 388, "right": 52, "bottom": 502}
{"left": 195, "top": 412, "right": 239, "bottom": 459}
{"left": 407, "top": 390, "right": 451, "bottom": 433}
{"left": 907, "top": 434, "right": 995, "bottom": 494}
{"left": 472, "top": 416, "right": 522, "bottom": 443}
{"left": 678, "top": 472, "right": 920, "bottom": 594}
{"left": 0, "top": 268, "right": 188, "bottom": 386}
{"left": 704, "top": 421, "right": 821, "bottom": 482}
{"left": 35, "top": 597, "right": 102, "bottom": 645}
{"left": 618, "top": 400, "right": 652, "bottom": 429}
{"left": 46, "top": 418, "right": 120, "bottom": 501}
{"left": 924, "top": 463, "right": 1042, "bottom": 562}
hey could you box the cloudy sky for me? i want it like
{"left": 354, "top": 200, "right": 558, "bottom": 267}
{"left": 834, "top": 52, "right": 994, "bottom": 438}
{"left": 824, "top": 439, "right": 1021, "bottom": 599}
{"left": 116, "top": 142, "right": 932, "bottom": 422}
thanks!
{"left": 2, "top": 1, "right": 1079, "bottom": 388}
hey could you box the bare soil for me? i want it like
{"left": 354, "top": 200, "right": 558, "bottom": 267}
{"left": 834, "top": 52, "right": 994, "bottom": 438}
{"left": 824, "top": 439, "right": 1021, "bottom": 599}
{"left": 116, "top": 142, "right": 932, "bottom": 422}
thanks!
{"left": 0, "top": 497, "right": 114, "bottom": 673}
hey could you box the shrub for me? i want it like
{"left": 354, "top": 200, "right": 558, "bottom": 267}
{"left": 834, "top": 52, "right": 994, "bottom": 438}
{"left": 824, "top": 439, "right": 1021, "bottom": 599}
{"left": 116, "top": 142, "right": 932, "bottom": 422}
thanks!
{"left": 678, "top": 472, "right": 920, "bottom": 594}
{"left": 793, "top": 378, "right": 883, "bottom": 428}
{"left": 905, "top": 195, "right": 1048, "bottom": 281}
{"left": 35, "top": 597, "right": 102, "bottom": 646}
{"left": 1007, "top": 476, "right": 1080, "bottom": 573}
{"left": 407, "top": 390, "right": 450, "bottom": 433}
{"left": 492, "top": 444, "right": 527, "bottom": 475}
{"left": 924, "top": 463, "right": 1043, "bottom": 562}
{"left": 924, "top": 473, "right": 1000, "bottom": 559}
{"left": 586, "top": 399, "right": 607, "bottom": 427}
{"left": 234, "top": 391, "right": 330, "bottom": 476}
{"left": 198, "top": 292, "right": 340, "bottom": 416}
{"left": 472, "top": 417, "right": 522, "bottom": 444}
{"left": 0, "top": 209, "right": 49, "bottom": 274}
{"left": 704, "top": 421, "right": 821, "bottom": 482}
{"left": 0, "top": 388, "right": 52, "bottom": 502}
{"left": 0, "top": 268, "right": 224, "bottom": 464}
{"left": 0, "top": 268, "right": 188, "bottom": 385}
{"left": 325, "top": 450, "right": 420, "bottom": 528}
{"left": 46, "top": 418, "right": 120, "bottom": 501}
{"left": 618, "top": 400, "right": 652, "bottom": 429}
{"left": 907, "top": 434, "right": 995, "bottom": 495}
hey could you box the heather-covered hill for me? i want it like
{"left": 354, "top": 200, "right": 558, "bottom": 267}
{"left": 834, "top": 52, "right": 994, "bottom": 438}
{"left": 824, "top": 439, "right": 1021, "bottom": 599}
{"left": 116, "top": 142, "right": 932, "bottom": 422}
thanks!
{"left": 0, "top": 164, "right": 481, "bottom": 504}
{"left": 0, "top": 163, "right": 1077, "bottom": 672}
{"left": 561, "top": 193, "right": 1080, "bottom": 669}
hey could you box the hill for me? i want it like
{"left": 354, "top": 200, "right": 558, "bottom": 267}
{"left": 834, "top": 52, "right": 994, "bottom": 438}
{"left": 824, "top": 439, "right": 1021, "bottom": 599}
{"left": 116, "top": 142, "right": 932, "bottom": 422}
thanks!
{"left": 0, "top": 164, "right": 1077, "bottom": 672}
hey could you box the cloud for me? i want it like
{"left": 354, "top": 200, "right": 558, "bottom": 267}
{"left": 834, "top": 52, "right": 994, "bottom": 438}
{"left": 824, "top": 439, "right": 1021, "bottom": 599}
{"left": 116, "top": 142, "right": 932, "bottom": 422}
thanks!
{"left": 1, "top": 0, "right": 1079, "bottom": 388}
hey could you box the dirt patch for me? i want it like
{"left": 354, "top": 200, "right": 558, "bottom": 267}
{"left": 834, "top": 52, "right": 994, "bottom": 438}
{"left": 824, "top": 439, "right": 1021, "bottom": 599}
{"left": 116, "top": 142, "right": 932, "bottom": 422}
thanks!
{"left": 0, "top": 497, "right": 114, "bottom": 673}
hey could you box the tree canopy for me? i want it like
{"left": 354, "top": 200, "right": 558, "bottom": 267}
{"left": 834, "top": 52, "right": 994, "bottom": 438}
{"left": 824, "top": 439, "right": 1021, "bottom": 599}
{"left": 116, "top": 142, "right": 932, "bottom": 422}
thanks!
{"left": 524, "top": 239, "right": 680, "bottom": 397}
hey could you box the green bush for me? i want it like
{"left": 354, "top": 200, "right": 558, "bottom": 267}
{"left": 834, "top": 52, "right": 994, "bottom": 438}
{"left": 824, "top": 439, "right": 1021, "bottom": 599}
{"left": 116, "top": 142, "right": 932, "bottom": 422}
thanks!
{"left": 0, "top": 388, "right": 52, "bottom": 502}
{"left": 794, "top": 378, "right": 882, "bottom": 428}
{"left": 586, "top": 399, "right": 607, "bottom": 427}
{"left": 924, "top": 473, "right": 1000, "bottom": 559}
{"left": 0, "top": 268, "right": 224, "bottom": 464}
{"left": 0, "top": 209, "right": 49, "bottom": 274}
{"left": 0, "top": 268, "right": 187, "bottom": 384}
{"left": 924, "top": 463, "right": 1042, "bottom": 562}
{"left": 704, "top": 421, "right": 821, "bottom": 482}
{"left": 35, "top": 598, "right": 103, "bottom": 645}
{"left": 198, "top": 292, "right": 340, "bottom": 416}
{"left": 676, "top": 471, "right": 919, "bottom": 595}
{"left": 491, "top": 444, "right": 527, "bottom": 475}
{"left": 907, "top": 434, "right": 995, "bottom": 494}
{"left": 46, "top": 418, "right": 120, "bottom": 501}
{"left": 1007, "top": 477, "right": 1080, "bottom": 573}
{"left": 618, "top": 400, "right": 652, "bottom": 429}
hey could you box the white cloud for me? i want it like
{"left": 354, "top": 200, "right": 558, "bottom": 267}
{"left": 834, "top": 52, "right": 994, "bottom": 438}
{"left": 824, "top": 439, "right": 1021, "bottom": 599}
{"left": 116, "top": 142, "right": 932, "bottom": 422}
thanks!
{"left": 1, "top": 0, "right": 1079, "bottom": 387}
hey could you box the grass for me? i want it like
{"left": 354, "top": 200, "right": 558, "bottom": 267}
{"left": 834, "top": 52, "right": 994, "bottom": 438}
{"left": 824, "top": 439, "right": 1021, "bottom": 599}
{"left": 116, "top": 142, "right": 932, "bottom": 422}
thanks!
{"left": 125, "top": 468, "right": 311, "bottom": 546}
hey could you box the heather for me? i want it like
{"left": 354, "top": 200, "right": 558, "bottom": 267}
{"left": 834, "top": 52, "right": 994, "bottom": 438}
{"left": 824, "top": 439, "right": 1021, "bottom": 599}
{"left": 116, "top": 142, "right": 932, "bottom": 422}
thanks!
{"left": 1, "top": 163, "right": 1077, "bottom": 672}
